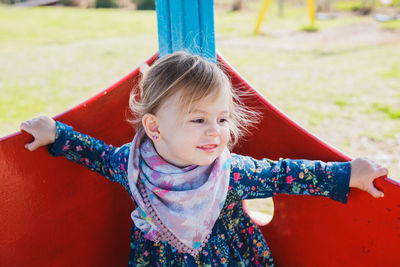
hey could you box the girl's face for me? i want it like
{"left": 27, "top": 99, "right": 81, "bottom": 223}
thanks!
{"left": 154, "top": 86, "right": 231, "bottom": 167}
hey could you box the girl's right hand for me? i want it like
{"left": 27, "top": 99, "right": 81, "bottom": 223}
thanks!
{"left": 20, "top": 116, "right": 56, "bottom": 151}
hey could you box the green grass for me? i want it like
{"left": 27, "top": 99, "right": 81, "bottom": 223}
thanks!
{"left": 0, "top": 7, "right": 157, "bottom": 53}
{"left": 380, "top": 20, "right": 400, "bottom": 31}
{"left": 299, "top": 24, "right": 319, "bottom": 32}
{"left": 0, "top": 6, "right": 159, "bottom": 135}
{"left": 334, "top": 99, "right": 351, "bottom": 107}
{"left": 334, "top": 0, "right": 364, "bottom": 12}
{"left": 381, "top": 63, "right": 400, "bottom": 79}
{"left": 372, "top": 103, "right": 400, "bottom": 119}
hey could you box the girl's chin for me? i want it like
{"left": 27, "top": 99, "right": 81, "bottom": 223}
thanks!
{"left": 195, "top": 156, "right": 220, "bottom": 166}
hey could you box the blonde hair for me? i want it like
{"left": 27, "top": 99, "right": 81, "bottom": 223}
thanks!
{"left": 128, "top": 51, "right": 259, "bottom": 148}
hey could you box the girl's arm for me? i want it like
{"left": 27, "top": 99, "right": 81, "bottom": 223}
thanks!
{"left": 230, "top": 154, "right": 386, "bottom": 204}
{"left": 20, "top": 116, "right": 130, "bottom": 187}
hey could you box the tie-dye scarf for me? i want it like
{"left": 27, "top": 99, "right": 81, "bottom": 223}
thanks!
{"left": 127, "top": 129, "right": 231, "bottom": 257}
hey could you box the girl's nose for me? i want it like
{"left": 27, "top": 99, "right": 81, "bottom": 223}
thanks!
{"left": 206, "top": 123, "right": 220, "bottom": 136}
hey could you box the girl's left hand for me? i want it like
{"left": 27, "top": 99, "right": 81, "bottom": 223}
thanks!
{"left": 349, "top": 157, "right": 388, "bottom": 198}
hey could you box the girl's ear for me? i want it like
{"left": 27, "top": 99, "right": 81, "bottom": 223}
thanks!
{"left": 142, "top": 113, "right": 161, "bottom": 142}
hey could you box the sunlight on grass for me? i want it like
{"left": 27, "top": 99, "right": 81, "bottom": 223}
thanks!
{"left": 334, "top": 99, "right": 351, "bottom": 107}
{"left": 0, "top": 7, "right": 157, "bottom": 53}
{"left": 334, "top": 0, "right": 363, "bottom": 11}
{"left": 380, "top": 20, "right": 400, "bottom": 30}
{"left": 381, "top": 63, "right": 400, "bottom": 79}
{"left": 372, "top": 103, "right": 400, "bottom": 119}
{"left": 0, "top": 6, "right": 159, "bottom": 138}
{"left": 299, "top": 24, "right": 319, "bottom": 32}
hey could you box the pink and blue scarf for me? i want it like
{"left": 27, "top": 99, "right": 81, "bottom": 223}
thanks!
{"left": 127, "top": 129, "right": 231, "bottom": 257}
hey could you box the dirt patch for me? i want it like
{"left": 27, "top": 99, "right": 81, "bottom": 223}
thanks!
{"left": 218, "top": 19, "right": 400, "bottom": 51}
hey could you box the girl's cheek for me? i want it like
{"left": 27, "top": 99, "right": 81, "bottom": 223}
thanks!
{"left": 222, "top": 128, "right": 230, "bottom": 143}
{"left": 184, "top": 127, "right": 203, "bottom": 138}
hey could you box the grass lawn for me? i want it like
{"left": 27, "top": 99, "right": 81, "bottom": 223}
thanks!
{"left": 1, "top": 3, "right": 399, "bottom": 217}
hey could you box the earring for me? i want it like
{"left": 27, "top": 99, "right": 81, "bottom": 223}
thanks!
{"left": 153, "top": 135, "right": 158, "bottom": 141}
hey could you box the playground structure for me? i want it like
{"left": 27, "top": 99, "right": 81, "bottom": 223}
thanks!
{"left": 1, "top": 0, "right": 400, "bottom": 266}
{"left": 254, "top": 0, "right": 399, "bottom": 33}
{"left": 255, "top": 0, "right": 317, "bottom": 33}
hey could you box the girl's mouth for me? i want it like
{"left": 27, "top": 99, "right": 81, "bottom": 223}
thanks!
{"left": 197, "top": 144, "right": 218, "bottom": 152}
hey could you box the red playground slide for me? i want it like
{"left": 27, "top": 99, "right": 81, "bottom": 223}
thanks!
{"left": 1, "top": 52, "right": 399, "bottom": 266}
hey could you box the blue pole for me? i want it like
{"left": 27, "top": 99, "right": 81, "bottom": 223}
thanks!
{"left": 155, "top": 0, "right": 216, "bottom": 63}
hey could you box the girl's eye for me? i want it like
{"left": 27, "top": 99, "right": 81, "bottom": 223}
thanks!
{"left": 191, "top": 118, "right": 204, "bottom": 123}
{"left": 219, "top": 118, "right": 229, "bottom": 124}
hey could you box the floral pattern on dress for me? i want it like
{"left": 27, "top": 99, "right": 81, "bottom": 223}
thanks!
{"left": 48, "top": 121, "right": 351, "bottom": 267}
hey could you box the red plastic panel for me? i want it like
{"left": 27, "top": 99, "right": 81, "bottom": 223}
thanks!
{"left": 0, "top": 52, "right": 399, "bottom": 266}
{"left": 0, "top": 53, "right": 156, "bottom": 266}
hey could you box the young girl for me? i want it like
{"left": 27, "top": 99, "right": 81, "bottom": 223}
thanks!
{"left": 21, "top": 51, "right": 387, "bottom": 266}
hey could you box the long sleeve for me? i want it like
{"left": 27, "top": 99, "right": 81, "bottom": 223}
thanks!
{"left": 230, "top": 154, "right": 351, "bottom": 204}
{"left": 47, "top": 121, "right": 131, "bottom": 189}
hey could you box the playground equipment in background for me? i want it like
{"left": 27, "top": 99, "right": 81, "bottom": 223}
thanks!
{"left": 374, "top": 0, "right": 399, "bottom": 21}
{"left": 1, "top": 0, "right": 399, "bottom": 266}
{"left": 254, "top": 0, "right": 400, "bottom": 33}
{"left": 254, "top": 0, "right": 317, "bottom": 34}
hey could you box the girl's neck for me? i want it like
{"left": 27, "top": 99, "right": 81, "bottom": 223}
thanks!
{"left": 151, "top": 139, "right": 194, "bottom": 168}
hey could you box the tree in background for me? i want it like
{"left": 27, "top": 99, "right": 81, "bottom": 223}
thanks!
{"left": 232, "top": 0, "right": 244, "bottom": 11}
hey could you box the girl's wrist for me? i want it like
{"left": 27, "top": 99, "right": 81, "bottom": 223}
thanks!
{"left": 49, "top": 119, "right": 56, "bottom": 143}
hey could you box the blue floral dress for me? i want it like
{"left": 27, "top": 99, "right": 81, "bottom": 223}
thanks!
{"left": 48, "top": 122, "right": 351, "bottom": 266}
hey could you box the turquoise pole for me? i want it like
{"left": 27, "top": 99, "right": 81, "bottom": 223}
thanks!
{"left": 155, "top": 0, "right": 216, "bottom": 62}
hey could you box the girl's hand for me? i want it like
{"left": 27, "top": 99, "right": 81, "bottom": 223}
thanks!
{"left": 20, "top": 116, "right": 56, "bottom": 151}
{"left": 349, "top": 157, "right": 388, "bottom": 198}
